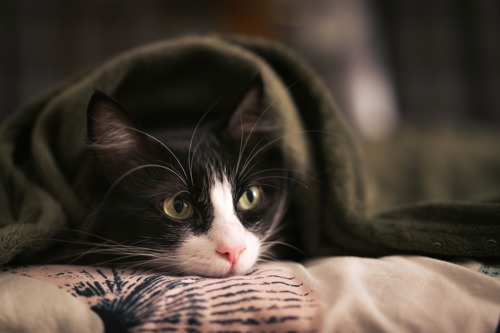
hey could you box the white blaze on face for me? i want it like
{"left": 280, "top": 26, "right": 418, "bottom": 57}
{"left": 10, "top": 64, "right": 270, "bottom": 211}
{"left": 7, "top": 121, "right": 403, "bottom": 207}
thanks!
{"left": 175, "top": 176, "right": 261, "bottom": 277}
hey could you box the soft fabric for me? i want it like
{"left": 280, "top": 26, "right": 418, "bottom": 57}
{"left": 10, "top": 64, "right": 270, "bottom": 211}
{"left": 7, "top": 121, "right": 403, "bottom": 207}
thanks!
{"left": 4, "top": 264, "right": 322, "bottom": 332}
{"left": 0, "top": 35, "right": 499, "bottom": 265}
{"left": 2, "top": 256, "right": 499, "bottom": 332}
{"left": 311, "top": 256, "right": 500, "bottom": 332}
{"left": 0, "top": 272, "right": 104, "bottom": 333}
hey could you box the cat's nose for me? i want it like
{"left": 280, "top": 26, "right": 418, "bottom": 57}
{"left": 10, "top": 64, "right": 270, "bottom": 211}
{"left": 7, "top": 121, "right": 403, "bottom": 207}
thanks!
{"left": 216, "top": 244, "right": 246, "bottom": 264}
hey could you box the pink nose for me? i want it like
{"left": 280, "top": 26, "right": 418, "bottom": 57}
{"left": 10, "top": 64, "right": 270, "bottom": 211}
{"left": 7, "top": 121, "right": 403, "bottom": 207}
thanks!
{"left": 216, "top": 244, "right": 246, "bottom": 264}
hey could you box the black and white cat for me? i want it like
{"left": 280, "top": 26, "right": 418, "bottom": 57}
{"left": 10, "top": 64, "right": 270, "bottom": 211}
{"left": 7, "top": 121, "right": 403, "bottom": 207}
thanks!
{"left": 69, "top": 82, "right": 290, "bottom": 278}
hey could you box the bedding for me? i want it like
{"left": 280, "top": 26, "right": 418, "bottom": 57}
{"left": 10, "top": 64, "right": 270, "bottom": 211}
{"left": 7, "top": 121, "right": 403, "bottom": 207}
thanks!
{"left": 0, "top": 272, "right": 103, "bottom": 332}
{"left": 1, "top": 256, "right": 499, "bottom": 332}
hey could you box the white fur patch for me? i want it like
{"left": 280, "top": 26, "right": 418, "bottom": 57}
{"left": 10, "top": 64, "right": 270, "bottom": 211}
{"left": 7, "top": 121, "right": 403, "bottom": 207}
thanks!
{"left": 175, "top": 177, "right": 260, "bottom": 277}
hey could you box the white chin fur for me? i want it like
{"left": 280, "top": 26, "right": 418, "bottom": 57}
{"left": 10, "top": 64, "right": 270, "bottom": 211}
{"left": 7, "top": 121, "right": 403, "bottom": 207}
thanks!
{"left": 174, "top": 232, "right": 261, "bottom": 277}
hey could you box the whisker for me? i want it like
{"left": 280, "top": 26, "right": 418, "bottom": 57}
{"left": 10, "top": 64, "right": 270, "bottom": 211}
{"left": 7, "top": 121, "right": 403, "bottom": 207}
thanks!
{"left": 188, "top": 96, "right": 223, "bottom": 186}
{"left": 105, "top": 163, "right": 186, "bottom": 198}
{"left": 252, "top": 183, "right": 292, "bottom": 197}
{"left": 240, "top": 128, "right": 354, "bottom": 183}
{"left": 38, "top": 230, "right": 171, "bottom": 266}
{"left": 188, "top": 132, "right": 208, "bottom": 174}
{"left": 269, "top": 193, "right": 289, "bottom": 240}
{"left": 122, "top": 256, "right": 168, "bottom": 271}
{"left": 237, "top": 74, "right": 312, "bottom": 178}
{"left": 48, "top": 228, "right": 124, "bottom": 245}
{"left": 139, "top": 256, "right": 197, "bottom": 275}
{"left": 241, "top": 130, "right": 348, "bottom": 181}
{"left": 126, "top": 127, "right": 189, "bottom": 183}
{"left": 234, "top": 100, "right": 246, "bottom": 185}
{"left": 247, "top": 175, "right": 311, "bottom": 190}
{"left": 246, "top": 167, "right": 323, "bottom": 184}
{"left": 262, "top": 240, "right": 306, "bottom": 258}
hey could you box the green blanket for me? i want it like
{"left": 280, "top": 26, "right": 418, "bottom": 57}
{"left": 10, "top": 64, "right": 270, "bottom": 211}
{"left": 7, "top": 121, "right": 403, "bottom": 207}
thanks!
{"left": 0, "top": 36, "right": 498, "bottom": 265}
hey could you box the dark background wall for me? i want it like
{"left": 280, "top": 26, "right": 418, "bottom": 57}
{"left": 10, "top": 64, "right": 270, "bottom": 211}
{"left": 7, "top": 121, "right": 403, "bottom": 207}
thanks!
{"left": 1, "top": 0, "right": 499, "bottom": 136}
{"left": 377, "top": 0, "right": 500, "bottom": 126}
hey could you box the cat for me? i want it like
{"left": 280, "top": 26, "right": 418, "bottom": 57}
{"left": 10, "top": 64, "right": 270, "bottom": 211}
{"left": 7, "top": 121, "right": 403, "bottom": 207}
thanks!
{"left": 64, "top": 81, "right": 290, "bottom": 278}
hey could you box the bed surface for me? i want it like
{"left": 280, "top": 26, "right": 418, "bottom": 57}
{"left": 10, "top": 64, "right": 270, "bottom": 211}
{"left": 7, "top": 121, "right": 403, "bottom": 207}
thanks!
{"left": 2, "top": 255, "right": 499, "bottom": 332}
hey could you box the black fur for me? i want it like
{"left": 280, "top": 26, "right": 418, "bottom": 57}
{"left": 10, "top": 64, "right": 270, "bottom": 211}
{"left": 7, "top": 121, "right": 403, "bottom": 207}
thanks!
{"left": 66, "top": 83, "right": 289, "bottom": 272}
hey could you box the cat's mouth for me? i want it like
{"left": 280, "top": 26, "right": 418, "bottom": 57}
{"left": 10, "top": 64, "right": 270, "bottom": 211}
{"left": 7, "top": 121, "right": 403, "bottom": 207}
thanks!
{"left": 172, "top": 234, "right": 261, "bottom": 278}
{"left": 187, "top": 252, "right": 257, "bottom": 278}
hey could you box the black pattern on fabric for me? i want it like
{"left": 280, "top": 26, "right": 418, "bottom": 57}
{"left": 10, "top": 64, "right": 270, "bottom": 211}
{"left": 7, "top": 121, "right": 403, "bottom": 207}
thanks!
{"left": 5, "top": 266, "right": 321, "bottom": 332}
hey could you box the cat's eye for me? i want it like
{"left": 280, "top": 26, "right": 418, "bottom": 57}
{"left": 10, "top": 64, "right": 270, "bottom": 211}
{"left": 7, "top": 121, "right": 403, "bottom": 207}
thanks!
{"left": 238, "top": 186, "right": 262, "bottom": 211}
{"left": 162, "top": 196, "right": 193, "bottom": 220}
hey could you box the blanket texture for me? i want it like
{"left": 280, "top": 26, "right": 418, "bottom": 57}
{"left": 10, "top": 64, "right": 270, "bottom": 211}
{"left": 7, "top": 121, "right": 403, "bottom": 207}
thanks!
{"left": 0, "top": 35, "right": 499, "bottom": 265}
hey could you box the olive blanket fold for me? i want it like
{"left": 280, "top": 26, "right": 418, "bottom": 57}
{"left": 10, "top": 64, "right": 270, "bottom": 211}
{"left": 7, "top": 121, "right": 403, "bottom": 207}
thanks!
{"left": 0, "top": 35, "right": 498, "bottom": 265}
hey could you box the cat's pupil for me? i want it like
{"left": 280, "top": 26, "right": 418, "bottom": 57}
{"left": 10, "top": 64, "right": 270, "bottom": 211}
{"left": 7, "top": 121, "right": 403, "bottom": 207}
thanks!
{"left": 245, "top": 189, "right": 255, "bottom": 203}
{"left": 173, "top": 199, "right": 185, "bottom": 213}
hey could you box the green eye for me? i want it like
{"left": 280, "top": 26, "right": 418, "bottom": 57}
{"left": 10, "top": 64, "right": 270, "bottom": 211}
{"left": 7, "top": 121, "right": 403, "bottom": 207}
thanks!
{"left": 163, "top": 196, "right": 193, "bottom": 220}
{"left": 238, "top": 186, "right": 262, "bottom": 211}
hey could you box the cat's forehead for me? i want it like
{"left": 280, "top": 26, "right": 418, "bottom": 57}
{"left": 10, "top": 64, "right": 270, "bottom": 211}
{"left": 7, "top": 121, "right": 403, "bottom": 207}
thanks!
{"left": 153, "top": 126, "right": 202, "bottom": 146}
{"left": 153, "top": 136, "right": 236, "bottom": 195}
{"left": 193, "top": 156, "right": 234, "bottom": 192}
{"left": 210, "top": 175, "right": 234, "bottom": 206}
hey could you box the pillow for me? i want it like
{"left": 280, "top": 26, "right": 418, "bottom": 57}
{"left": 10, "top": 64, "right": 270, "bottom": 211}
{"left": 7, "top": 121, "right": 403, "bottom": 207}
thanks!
{"left": 3, "top": 264, "right": 322, "bottom": 332}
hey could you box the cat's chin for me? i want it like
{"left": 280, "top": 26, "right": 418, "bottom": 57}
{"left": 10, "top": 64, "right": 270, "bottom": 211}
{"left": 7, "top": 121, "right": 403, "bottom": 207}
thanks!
{"left": 177, "top": 257, "right": 256, "bottom": 278}
{"left": 186, "top": 266, "right": 253, "bottom": 278}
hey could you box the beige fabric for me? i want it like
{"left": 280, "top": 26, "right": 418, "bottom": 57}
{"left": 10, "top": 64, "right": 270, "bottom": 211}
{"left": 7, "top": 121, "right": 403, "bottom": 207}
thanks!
{"left": 5, "top": 264, "right": 322, "bottom": 332}
{"left": 300, "top": 256, "right": 500, "bottom": 332}
{"left": 2, "top": 255, "right": 499, "bottom": 332}
{"left": 0, "top": 273, "right": 104, "bottom": 333}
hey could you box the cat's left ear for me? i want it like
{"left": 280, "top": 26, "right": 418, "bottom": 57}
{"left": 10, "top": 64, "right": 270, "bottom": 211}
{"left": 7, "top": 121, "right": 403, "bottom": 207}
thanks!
{"left": 87, "top": 90, "right": 144, "bottom": 150}
{"left": 226, "top": 79, "right": 279, "bottom": 145}
{"left": 86, "top": 91, "right": 146, "bottom": 178}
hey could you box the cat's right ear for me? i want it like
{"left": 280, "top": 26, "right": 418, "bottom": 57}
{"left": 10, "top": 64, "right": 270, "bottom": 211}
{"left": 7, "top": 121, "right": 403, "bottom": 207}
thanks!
{"left": 87, "top": 91, "right": 144, "bottom": 175}
{"left": 226, "top": 79, "right": 280, "bottom": 147}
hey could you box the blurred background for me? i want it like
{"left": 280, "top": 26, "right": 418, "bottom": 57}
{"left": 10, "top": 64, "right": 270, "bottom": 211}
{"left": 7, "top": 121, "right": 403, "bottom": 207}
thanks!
{"left": 1, "top": 0, "right": 499, "bottom": 141}
{"left": 1, "top": 0, "right": 500, "bottom": 233}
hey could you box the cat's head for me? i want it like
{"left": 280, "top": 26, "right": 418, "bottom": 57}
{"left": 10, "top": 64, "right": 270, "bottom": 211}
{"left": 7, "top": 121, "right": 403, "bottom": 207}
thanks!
{"left": 79, "top": 82, "right": 289, "bottom": 277}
